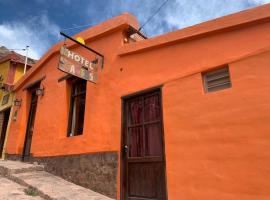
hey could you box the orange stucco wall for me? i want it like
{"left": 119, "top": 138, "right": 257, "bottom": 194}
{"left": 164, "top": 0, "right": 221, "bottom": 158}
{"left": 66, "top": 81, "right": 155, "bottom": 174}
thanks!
{"left": 162, "top": 52, "right": 270, "bottom": 199}
{"left": 5, "top": 9, "right": 270, "bottom": 200}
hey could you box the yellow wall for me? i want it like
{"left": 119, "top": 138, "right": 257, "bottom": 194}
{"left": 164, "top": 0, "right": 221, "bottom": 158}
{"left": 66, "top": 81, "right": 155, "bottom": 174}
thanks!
{"left": 0, "top": 61, "right": 28, "bottom": 159}
{"left": 14, "top": 63, "right": 25, "bottom": 83}
{"left": 0, "top": 61, "right": 27, "bottom": 111}
{"left": 0, "top": 60, "right": 11, "bottom": 102}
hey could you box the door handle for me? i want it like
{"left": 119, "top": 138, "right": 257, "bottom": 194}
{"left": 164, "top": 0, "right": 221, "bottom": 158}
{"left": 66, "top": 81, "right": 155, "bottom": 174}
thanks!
{"left": 123, "top": 145, "right": 128, "bottom": 152}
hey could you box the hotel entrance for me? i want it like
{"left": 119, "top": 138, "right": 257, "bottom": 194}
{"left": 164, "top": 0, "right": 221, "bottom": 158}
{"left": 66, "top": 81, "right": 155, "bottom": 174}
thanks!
{"left": 121, "top": 88, "right": 167, "bottom": 200}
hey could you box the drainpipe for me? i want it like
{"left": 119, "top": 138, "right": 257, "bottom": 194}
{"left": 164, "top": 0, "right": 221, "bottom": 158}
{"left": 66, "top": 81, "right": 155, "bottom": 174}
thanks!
{"left": 23, "top": 46, "right": 29, "bottom": 74}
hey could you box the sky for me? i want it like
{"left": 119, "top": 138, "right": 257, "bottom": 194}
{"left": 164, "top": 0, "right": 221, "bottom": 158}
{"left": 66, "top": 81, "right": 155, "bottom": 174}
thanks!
{"left": 0, "top": 0, "right": 270, "bottom": 59}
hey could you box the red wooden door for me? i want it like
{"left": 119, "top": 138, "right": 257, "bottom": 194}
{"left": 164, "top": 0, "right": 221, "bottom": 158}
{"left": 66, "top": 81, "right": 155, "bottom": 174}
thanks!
{"left": 122, "top": 89, "right": 167, "bottom": 200}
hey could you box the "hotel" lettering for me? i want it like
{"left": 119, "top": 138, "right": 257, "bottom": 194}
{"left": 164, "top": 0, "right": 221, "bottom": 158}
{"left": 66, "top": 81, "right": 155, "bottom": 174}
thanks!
{"left": 60, "top": 46, "right": 96, "bottom": 71}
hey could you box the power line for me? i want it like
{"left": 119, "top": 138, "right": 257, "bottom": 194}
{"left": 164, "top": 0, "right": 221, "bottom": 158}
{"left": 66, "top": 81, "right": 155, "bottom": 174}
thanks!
{"left": 8, "top": 48, "right": 26, "bottom": 51}
{"left": 61, "top": 23, "right": 95, "bottom": 31}
{"left": 59, "top": 23, "right": 96, "bottom": 42}
{"left": 61, "top": 1, "right": 170, "bottom": 34}
{"left": 138, "top": 0, "right": 170, "bottom": 32}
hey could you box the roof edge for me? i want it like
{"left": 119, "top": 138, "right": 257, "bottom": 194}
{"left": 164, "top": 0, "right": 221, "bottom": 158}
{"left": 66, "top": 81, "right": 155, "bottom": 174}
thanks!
{"left": 0, "top": 52, "right": 34, "bottom": 66}
{"left": 118, "top": 3, "right": 270, "bottom": 56}
{"left": 14, "top": 13, "right": 139, "bottom": 91}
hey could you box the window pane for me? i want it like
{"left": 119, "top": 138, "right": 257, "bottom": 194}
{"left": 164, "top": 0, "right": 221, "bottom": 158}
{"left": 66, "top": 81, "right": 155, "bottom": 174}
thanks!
{"left": 69, "top": 97, "right": 76, "bottom": 136}
{"left": 128, "top": 126, "right": 144, "bottom": 157}
{"left": 128, "top": 98, "right": 143, "bottom": 125}
{"left": 74, "top": 81, "right": 86, "bottom": 95}
{"left": 68, "top": 79, "right": 86, "bottom": 136}
{"left": 145, "top": 123, "right": 162, "bottom": 156}
{"left": 74, "top": 94, "right": 86, "bottom": 135}
{"left": 144, "top": 94, "right": 160, "bottom": 122}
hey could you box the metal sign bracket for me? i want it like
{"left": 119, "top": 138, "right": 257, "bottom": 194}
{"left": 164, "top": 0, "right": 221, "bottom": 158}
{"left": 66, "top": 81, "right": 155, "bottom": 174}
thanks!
{"left": 60, "top": 31, "right": 104, "bottom": 69}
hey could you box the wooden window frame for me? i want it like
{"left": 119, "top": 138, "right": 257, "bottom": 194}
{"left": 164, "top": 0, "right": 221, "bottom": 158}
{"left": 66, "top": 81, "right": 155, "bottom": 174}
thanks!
{"left": 67, "top": 78, "right": 87, "bottom": 137}
{"left": 202, "top": 65, "right": 232, "bottom": 93}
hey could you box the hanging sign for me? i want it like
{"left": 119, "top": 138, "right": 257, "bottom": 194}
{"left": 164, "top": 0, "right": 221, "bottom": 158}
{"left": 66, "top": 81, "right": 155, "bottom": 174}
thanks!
{"left": 58, "top": 46, "right": 98, "bottom": 83}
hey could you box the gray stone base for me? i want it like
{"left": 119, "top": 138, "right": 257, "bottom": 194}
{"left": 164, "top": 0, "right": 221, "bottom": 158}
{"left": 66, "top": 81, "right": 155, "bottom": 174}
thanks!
{"left": 5, "top": 154, "right": 22, "bottom": 161}
{"left": 6, "top": 152, "right": 118, "bottom": 198}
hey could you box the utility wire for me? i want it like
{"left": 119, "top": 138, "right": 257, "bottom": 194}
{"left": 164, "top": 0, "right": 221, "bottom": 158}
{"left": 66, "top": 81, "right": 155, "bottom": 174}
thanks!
{"left": 8, "top": 48, "right": 26, "bottom": 51}
{"left": 59, "top": 23, "right": 95, "bottom": 41}
{"left": 61, "top": 0, "right": 169, "bottom": 35}
{"left": 138, "top": 0, "right": 169, "bottom": 32}
{"left": 61, "top": 23, "right": 95, "bottom": 31}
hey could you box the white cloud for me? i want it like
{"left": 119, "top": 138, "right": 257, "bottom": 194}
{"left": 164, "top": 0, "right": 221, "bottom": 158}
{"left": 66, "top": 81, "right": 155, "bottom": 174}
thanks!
{"left": 0, "top": 13, "right": 60, "bottom": 60}
{"left": 249, "top": 0, "right": 270, "bottom": 3}
{"left": 1, "top": 0, "right": 269, "bottom": 60}
{"left": 162, "top": 0, "right": 270, "bottom": 31}
{"left": 111, "top": 0, "right": 270, "bottom": 36}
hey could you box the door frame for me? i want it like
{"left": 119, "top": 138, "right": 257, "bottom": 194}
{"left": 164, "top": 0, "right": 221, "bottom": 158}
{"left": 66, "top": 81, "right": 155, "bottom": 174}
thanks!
{"left": 120, "top": 85, "right": 168, "bottom": 200}
{"left": 22, "top": 84, "right": 39, "bottom": 161}
{"left": 0, "top": 107, "right": 11, "bottom": 158}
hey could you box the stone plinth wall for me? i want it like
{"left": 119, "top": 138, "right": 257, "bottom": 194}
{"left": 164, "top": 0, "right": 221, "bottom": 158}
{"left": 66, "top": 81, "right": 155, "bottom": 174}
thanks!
{"left": 6, "top": 152, "right": 118, "bottom": 198}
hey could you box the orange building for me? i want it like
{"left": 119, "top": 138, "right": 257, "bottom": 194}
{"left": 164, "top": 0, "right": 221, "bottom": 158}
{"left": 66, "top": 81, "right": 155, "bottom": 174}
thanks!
{"left": 5, "top": 4, "right": 270, "bottom": 200}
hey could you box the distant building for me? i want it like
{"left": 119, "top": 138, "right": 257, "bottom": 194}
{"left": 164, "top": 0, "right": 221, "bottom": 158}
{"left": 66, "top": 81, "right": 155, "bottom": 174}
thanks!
{"left": 0, "top": 46, "right": 10, "bottom": 59}
{"left": 0, "top": 48, "right": 35, "bottom": 159}
{"left": 4, "top": 3, "right": 270, "bottom": 200}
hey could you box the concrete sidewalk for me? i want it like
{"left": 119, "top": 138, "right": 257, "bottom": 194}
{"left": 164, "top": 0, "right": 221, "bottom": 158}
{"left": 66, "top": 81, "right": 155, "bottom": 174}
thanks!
{"left": 0, "top": 160, "right": 114, "bottom": 200}
{"left": 0, "top": 176, "right": 44, "bottom": 200}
